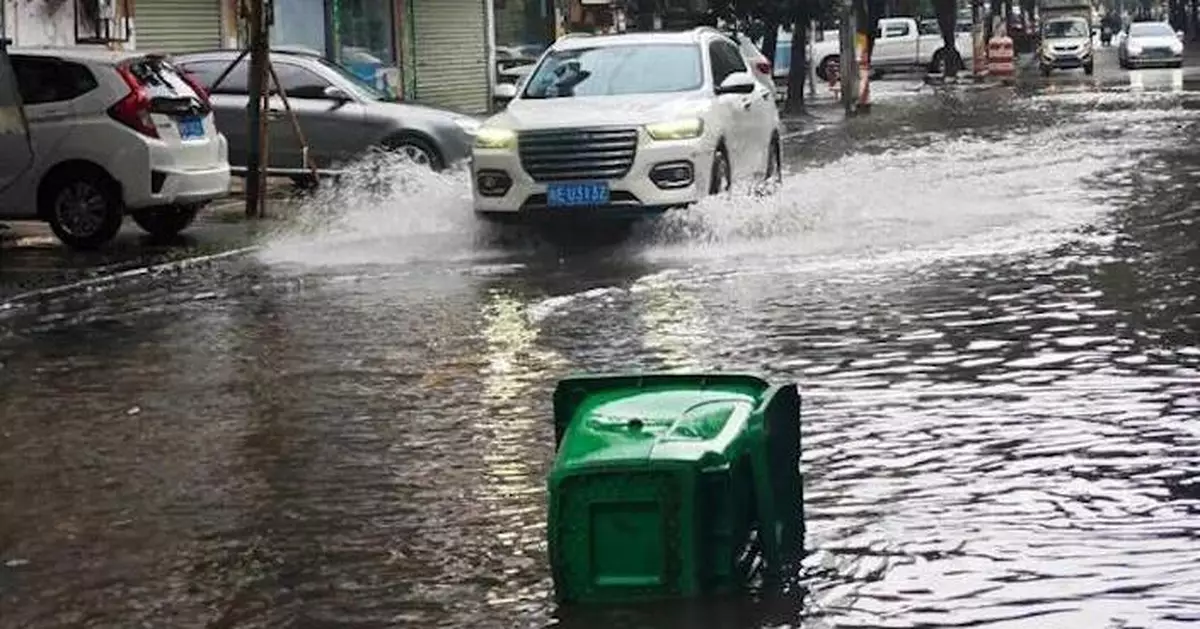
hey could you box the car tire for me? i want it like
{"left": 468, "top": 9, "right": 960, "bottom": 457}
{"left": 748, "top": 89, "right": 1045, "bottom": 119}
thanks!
{"left": 765, "top": 135, "right": 782, "bottom": 183}
{"left": 1040, "top": 65, "right": 1052, "bottom": 77}
{"left": 1084, "top": 63, "right": 1094, "bottom": 76}
{"left": 709, "top": 145, "right": 731, "bottom": 195}
{"left": 817, "top": 55, "right": 840, "bottom": 82}
{"left": 1172, "top": 61, "right": 1184, "bottom": 69}
{"left": 43, "top": 168, "right": 124, "bottom": 250}
{"left": 383, "top": 134, "right": 445, "bottom": 171}
{"left": 131, "top": 204, "right": 201, "bottom": 238}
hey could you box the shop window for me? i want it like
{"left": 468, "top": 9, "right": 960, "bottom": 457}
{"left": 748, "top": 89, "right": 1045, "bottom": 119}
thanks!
{"left": 494, "top": 0, "right": 553, "bottom": 92}
{"left": 332, "top": 0, "right": 397, "bottom": 93}
{"left": 271, "top": 0, "right": 328, "bottom": 56}
{"left": 74, "top": 0, "right": 132, "bottom": 44}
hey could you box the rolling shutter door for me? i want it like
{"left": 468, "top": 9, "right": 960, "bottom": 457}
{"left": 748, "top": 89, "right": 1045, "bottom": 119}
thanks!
{"left": 412, "top": 0, "right": 488, "bottom": 114}
{"left": 134, "top": 0, "right": 223, "bottom": 54}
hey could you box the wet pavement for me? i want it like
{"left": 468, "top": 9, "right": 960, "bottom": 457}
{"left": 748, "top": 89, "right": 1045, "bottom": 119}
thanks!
{"left": 2, "top": 48, "right": 1199, "bottom": 628}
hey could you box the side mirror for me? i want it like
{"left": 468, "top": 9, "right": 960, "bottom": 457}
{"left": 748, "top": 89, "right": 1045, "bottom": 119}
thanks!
{"left": 494, "top": 83, "right": 518, "bottom": 101}
{"left": 716, "top": 71, "right": 757, "bottom": 95}
{"left": 323, "top": 86, "right": 352, "bottom": 102}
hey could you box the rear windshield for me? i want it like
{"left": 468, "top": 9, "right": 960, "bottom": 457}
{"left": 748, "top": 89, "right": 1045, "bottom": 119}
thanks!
{"left": 127, "top": 58, "right": 200, "bottom": 100}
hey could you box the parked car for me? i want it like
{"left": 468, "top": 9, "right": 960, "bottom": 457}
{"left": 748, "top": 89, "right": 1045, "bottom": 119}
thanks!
{"left": 171, "top": 49, "right": 481, "bottom": 184}
{"left": 809, "top": 17, "right": 974, "bottom": 80}
{"left": 0, "top": 40, "right": 33, "bottom": 202}
{"left": 0, "top": 48, "right": 230, "bottom": 249}
{"left": 730, "top": 32, "right": 778, "bottom": 99}
{"left": 1118, "top": 20, "right": 1184, "bottom": 68}
{"left": 472, "top": 27, "right": 782, "bottom": 225}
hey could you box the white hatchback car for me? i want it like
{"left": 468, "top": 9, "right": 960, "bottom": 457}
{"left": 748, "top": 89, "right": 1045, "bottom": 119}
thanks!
{"left": 472, "top": 27, "right": 782, "bottom": 223}
{"left": 0, "top": 48, "right": 230, "bottom": 249}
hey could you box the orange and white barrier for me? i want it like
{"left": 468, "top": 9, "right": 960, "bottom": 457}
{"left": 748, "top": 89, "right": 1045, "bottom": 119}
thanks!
{"left": 856, "top": 31, "right": 870, "bottom": 108}
{"left": 988, "top": 35, "right": 1015, "bottom": 78}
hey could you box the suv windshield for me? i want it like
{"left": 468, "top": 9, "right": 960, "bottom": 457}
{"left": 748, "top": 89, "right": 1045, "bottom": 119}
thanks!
{"left": 1129, "top": 22, "right": 1174, "bottom": 37}
{"left": 523, "top": 43, "right": 703, "bottom": 99}
{"left": 1043, "top": 19, "right": 1089, "bottom": 38}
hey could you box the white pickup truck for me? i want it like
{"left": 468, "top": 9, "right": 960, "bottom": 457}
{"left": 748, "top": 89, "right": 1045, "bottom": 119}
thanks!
{"left": 811, "top": 17, "right": 975, "bottom": 80}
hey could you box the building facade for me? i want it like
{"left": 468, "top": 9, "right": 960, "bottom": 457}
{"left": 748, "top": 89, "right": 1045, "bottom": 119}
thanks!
{"left": 2, "top": 0, "right": 555, "bottom": 114}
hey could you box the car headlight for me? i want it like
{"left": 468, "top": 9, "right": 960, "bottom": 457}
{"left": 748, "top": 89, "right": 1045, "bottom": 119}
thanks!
{"left": 474, "top": 127, "right": 516, "bottom": 150}
{"left": 645, "top": 118, "right": 704, "bottom": 141}
{"left": 1128, "top": 44, "right": 1142, "bottom": 54}
{"left": 1172, "top": 41, "right": 1184, "bottom": 53}
{"left": 454, "top": 117, "right": 482, "bottom": 136}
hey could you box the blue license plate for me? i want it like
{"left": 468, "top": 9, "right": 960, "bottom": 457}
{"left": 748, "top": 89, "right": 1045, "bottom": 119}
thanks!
{"left": 546, "top": 181, "right": 610, "bottom": 208}
{"left": 178, "top": 117, "right": 204, "bottom": 139}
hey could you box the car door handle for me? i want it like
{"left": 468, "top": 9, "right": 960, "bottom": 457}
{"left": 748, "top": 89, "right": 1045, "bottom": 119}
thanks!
{"left": 265, "top": 109, "right": 284, "bottom": 121}
{"left": 742, "top": 99, "right": 752, "bottom": 110}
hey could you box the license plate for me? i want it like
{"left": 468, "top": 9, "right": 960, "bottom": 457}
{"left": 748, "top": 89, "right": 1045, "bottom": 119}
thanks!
{"left": 546, "top": 181, "right": 610, "bottom": 208}
{"left": 178, "top": 117, "right": 204, "bottom": 139}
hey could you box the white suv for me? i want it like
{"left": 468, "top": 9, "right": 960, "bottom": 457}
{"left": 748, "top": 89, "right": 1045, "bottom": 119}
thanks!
{"left": 0, "top": 48, "right": 230, "bottom": 249}
{"left": 472, "top": 28, "right": 782, "bottom": 223}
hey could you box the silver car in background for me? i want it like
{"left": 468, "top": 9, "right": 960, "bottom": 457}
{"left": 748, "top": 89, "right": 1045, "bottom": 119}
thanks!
{"left": 172, "top": 49, "right": 481, "bottom": 183}
{"left": 1118, "top": 21, "right": 1185, "bottom": 69}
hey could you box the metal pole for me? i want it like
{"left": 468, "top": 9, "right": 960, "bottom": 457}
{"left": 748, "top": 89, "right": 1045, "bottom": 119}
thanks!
{"left": 485, "top": 0, "right": 497, "bottom": 111}
{"left": 808, "top": 19, "right": 816, "bottom": 99}
{"left": 245, "top": 0, "right": 267, "bottom": 219}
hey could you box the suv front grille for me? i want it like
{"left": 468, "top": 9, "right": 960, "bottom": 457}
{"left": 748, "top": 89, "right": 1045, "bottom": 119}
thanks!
{"left": 518, "top": 127, "right": 638, "bottom": 182}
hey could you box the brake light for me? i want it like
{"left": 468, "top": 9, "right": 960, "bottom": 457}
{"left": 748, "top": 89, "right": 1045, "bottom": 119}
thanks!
{"left": 756, "top": 60, "right": 772, "bottom": 75}
{"left": 108, "top": 64, "right": 158, "bottom": 138}
{"left": 179, "top": 70, "right": 210, "bottom": 107}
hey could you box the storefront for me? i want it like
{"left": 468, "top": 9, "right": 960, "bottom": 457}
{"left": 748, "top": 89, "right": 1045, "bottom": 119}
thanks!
{"left": 134, "top": 0, "right": 224, "bottom": 52}
{"left": 271, "top": 0, "right": 402, "bottom": 97}
{"left": 406, "top": 0, "right": 489, "bottom": 113}
{"left": 264, "top": 0, "right": 492, "bottom": 112}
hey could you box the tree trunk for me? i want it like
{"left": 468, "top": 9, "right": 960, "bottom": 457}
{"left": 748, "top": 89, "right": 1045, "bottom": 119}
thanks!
{"left": 933, "top": 0, "right": 960, "bottom": 76}
{"left": 761, "top": 19, "right": 780, "bottom": 73}
{"left": 783, "top": 6, "right": 808, "bottom": 115}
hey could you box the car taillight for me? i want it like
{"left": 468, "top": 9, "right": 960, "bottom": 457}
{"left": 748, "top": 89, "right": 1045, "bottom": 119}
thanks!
{"left": 180, "top": 71, "right": 210, "bottom": 107}
{"left": 756, "top": 60, "right": 772, "bottom": 75}
{"left": 108, "top": 65, "right": 158, "bottom": 138}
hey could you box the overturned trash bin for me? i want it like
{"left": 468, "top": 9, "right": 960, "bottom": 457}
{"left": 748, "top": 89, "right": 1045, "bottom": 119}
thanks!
{"left": 547, "top": 373, "right": 804, "bottom": 605}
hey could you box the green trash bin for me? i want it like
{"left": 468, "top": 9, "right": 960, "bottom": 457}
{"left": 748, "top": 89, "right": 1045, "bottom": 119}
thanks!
{"left": 547, "top": 373, "right": 804, "bottom": 605}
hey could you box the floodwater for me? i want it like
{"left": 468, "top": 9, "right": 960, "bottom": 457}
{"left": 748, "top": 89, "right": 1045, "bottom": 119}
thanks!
{"left": 1, "top": 72, "right": 1199, "bottom": 629}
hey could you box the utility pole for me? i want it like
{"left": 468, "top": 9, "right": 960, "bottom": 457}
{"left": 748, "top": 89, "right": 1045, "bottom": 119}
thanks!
{"left": 838, "top": 0, "right": 858, "bottom": 114}
{"left": 244, "top": 0, "right": 269, "bottom": 218}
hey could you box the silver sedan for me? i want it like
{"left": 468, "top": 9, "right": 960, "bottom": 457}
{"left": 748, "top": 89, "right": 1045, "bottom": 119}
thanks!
{"left": 1118, "top": 21, "right": 1185, "bottom": 69}
{"left": 172, "top": 49, "right": 481, "bottom": 182}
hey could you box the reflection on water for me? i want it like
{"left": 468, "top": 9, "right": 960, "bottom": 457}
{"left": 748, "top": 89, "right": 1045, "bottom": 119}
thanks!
{"left": 0, "top": 84, "right": 1199, "bottom": 629}
{"left": 1128, "top": 67, "right": 1185, "bottom": 93}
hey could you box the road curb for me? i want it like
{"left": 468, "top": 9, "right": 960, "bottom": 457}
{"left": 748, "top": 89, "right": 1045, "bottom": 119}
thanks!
{"left": 0, "top": 245, "right": 261, "bottom": 314}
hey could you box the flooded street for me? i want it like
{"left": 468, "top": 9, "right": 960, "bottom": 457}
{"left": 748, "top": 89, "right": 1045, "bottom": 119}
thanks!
{"left": 2, "top": 59, "right": 1200, "bottom": 628}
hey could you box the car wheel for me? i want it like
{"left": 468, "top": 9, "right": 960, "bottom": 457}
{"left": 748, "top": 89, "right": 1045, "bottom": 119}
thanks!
{"left": 1172, "top": 61, "right": 1183, "bottom": 69}
{"left": 44, "top": 169, "right": 124, "bottom": 250}
{"left": 383, "top": 134, "right": 444, "bottom": 171}
{"left": 1040, "top": 65, "right": 1052, "bottom": 77}
{"left": 764, "top": 136, "right": 782, "bottom": 183}
{"left": 929, "top": 50, "right": 946, "bottom": 75}
{"left": 1084, "top": 63, "right": 1094, "bottom": 76}
{"left": 131, "top": 204, "right": 201, "bottom": 238}
{"left": 709, "top": 146, "right": 731, "bottom": 195}
{"left": 817, "top": 55, "right": 840, "bottom": 82}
